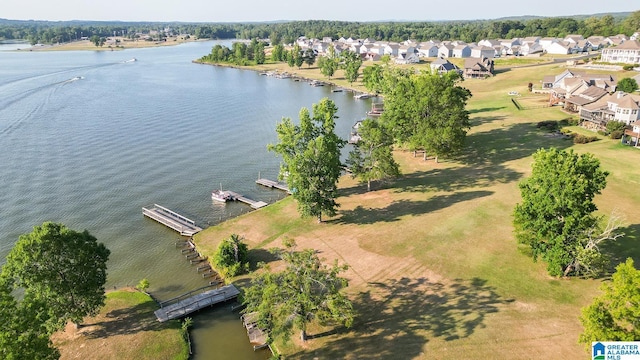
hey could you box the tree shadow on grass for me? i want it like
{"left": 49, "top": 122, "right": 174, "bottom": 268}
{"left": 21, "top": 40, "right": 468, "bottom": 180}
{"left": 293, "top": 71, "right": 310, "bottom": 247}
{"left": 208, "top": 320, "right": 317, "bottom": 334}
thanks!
{"left": 248, "top": 248, "right": 279, "bottom": 270}
{"left": 83, "top": 299, "right": 168, "bottom": 338}
{"left": 394, "top": 163, "right": 521, "bottom": 194}
{"left": 336, "top": 190, "right": 493, "bottom": 225}
{"left": 469, "top": 107, "right": 506, "bottom": 114}
{"left": 601, "top": 223, "right": 640, "bottom": 271}
{"left": 470, "top": 114, "right": 507, "bottom": 126}
{"left": 460, "top": 122, "right": 572, "bottom": 167}
{"left": 290, "top": 277, "right": 513, "bottom": 359}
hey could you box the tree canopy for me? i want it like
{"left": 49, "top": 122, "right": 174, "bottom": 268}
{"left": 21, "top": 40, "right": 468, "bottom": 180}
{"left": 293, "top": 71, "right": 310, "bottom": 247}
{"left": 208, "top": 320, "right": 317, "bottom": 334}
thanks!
{"left": 341, "top": 50, "right": 363, "bottom": 84}
{"left": 268, "top": 98, "right": 345, "bottom": 222}
{"left": 212, "top": 234, "right": 249, "bottom": 277}
{"left": 2, "top": 14, "right": 637, "bottom": 46}
{"left": 579, "top": 258, "right": 640, "bottom": 344}
{"left": 242, "top": 239, "right": 354, "bottom": 343}
{"left": 347, "top": 119, "right": 401, "bottom": 191}
{"left": 513, "top": 148, "right": 612, "bottom": 277}
{"left": 0, "top": 222, "right": 110, "bottom": 359}
{"left": 617, "top": 77, "right": 639, "bottom": 94}
{"left": 381, "top": 70, "right": 472, "bottom": 162}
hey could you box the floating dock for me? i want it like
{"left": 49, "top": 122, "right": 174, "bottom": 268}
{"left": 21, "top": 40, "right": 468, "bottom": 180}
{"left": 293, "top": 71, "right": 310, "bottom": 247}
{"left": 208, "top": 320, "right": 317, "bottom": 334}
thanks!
{"left": 241, "top": 311, "right": 269, "bottom": 350}
{"left": 154, "top": 284, "right": 240, "bottom": 322}
{"left": 142, "top": 204, "right": 202, "bottom": 236}
{"left": 255, "top": 178, "right": 291, "bottom": 194}
{"left": 213, "top": 190, "right": 268, "bottom": 209}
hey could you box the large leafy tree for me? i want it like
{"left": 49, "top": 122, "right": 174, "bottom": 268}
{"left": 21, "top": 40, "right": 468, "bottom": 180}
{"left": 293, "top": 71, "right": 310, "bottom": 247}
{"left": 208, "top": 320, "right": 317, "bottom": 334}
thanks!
{"left": 271, "top": 44, "right": 285, "bottom": 62}
{"left": 269, "top": 98, "right": 345, "bottom": 222}
{"left": 213, "top": 233, "right": 249, "bottom": 277}
{"left": 513, "top": 148, "right": 612, "bottom": 277}
{"left": 0, "top": 285, "right": 59, "bottom": 360}
{"left": 302, "top": 48, "right": 316, "bottom": 68}
{"left": 617, "top": 78, "right": 638, "bottom": 94}
{"left": 1, "top": 222, "right": 111, "bottom": 330}
{"left": 579, "top": 258, "right": 640, "bottom": 344}
{"left": 362, "top": 64, "right": 385, "bottom": 94}
{"left": 254, "top": 41, "right": 266, "bottom": 65}
{"left": 319, "top": 45, "right": 339, "bottom": 79}
{"left": 242, "top": 239, "right": 354, "bottom": 343}
{"left": 381, "top": 70, "right": 471, "bottom": 162}
{"left": 341, "top": 50, "right": 363, "bottom": 84}
{"left": 347, "top": 119, "right": 401, "bottom": 191}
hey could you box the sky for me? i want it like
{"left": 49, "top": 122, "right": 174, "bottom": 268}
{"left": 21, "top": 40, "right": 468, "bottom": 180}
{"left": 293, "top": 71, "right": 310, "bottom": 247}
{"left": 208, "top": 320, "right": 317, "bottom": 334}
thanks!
{"left": 2, "top": 0, "right": 638, "bottom": 23}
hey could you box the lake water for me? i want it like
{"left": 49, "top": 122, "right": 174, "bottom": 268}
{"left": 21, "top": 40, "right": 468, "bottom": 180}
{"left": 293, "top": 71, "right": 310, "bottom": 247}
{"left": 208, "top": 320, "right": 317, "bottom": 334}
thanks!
{"left": 0, "top": 41, "right": 370, "bottom": 359}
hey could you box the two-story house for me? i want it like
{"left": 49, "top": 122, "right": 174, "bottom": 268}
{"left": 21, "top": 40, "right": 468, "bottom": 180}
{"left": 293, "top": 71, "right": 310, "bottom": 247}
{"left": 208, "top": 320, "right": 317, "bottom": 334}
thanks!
{"left": 600, "top": 40, "right": 640, "bottom": 64}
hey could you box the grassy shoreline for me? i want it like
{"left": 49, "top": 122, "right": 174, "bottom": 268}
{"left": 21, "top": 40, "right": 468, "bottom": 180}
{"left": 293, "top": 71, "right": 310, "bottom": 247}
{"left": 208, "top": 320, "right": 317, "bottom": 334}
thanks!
{"left": 192, "top": 61, "right": 640, "bottom": 359}
{"left": 18, "top": 36, "right": 201, "bottom": 52}
{"left": 52, "top": 288, "right": 189, "bottom": 360}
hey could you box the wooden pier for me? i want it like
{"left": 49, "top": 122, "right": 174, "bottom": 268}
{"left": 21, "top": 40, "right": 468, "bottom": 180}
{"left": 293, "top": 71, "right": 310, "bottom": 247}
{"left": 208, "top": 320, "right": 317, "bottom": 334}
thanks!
{"left": 142, "top": 204, "right": 202, "bottom": 236}
{"left": 241, "top": 311, "right": 269, "bottom": 350}
{"left": 255, "top": 178, "right": 291, "bottom": 194}
{"left": 215, "top": 190, "right": 268, "bottom": 209}
{"left": 154, "top": 284, "right": 240, "bottom": 322}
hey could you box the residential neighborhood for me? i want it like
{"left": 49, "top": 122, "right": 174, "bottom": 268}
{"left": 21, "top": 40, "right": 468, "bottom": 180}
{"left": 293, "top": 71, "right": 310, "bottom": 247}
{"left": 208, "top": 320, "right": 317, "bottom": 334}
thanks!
{"left": 292, "top": 32, "right": 640, "bottom": 82}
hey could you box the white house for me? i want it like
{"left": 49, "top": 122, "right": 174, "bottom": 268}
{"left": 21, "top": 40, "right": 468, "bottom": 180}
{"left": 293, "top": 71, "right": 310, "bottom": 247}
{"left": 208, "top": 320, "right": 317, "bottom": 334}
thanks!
{"left": 545, "top": 41, "right": 571, "bottom": 55}
{"left": 417, "top": 43, "right": 439, "bottom": 57}
{"left": 452, "top": 44, "right": 471, "bottom": 58}
{"left": 601, "top": 40, "right": 640, "bottom": 64}
{"left": 438, "top": 43, "right": 454, "bottom": 58}
{"left": 520, "top": 41, "right": 543, "bottom": 55}
{"left": 470, "top": 45, "right": 495, "bottom": 59}
{"left": 539, "top": 37, "right": 559, "bottom": 51}
{"left": 607, "top": 92, "right": 640, "bottom": 125}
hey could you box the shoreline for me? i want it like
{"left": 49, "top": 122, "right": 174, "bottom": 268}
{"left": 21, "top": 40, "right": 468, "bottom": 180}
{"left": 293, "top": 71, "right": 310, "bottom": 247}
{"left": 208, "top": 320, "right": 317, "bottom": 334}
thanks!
{"left": 192, "top": 59, "right": 374, "bottom": 95}
{"left": 16, "top": 36, "right": 206, "bottom": 52}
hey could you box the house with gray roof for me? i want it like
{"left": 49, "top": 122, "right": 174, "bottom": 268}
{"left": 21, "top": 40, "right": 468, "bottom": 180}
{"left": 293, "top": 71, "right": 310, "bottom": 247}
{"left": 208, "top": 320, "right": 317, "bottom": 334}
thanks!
{"left": 417, "top": 43, "right": 439, "bottom": 58}
{"left": 430, "top": 58, "right": 460, "bottom": 74}
{"left": 452, "top": 44, "right": 471, "bottom": 58}
{"left": 601, "top": 40, "right": 640, "bottom": 64}
{"left": 580, "top": 92, "right": 640, "bottom": 131}
{"left": 470, "top": 46, "right": 495, "bottom": 59}
{"left": 463, "top": 57, "right": 494, "bottom": 79}
{"left": 437, "top": 43, "right": 454, "bottom": 58}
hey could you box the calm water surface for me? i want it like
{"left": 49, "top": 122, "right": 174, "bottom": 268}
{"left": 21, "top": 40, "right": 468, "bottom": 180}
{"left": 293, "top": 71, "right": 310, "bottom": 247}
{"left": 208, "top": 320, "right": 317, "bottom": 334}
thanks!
{"left": 0, "top": 41, "right": 370, "bottom": 359}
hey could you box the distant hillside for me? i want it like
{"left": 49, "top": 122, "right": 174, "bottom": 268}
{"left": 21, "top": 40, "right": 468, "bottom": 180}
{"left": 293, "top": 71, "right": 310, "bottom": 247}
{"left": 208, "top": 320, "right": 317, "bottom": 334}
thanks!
{"left": 0, "top": 11, "right": 635, "bottom": 26}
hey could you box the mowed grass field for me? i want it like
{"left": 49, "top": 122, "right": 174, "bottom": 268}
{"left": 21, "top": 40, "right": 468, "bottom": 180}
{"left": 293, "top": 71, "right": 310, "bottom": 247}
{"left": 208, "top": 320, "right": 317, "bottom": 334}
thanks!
{"left": 194, "top": 61, "right": 640, "bottom": 359}
{"left": 52, "top": 289, "right": 188, "bottom": 360}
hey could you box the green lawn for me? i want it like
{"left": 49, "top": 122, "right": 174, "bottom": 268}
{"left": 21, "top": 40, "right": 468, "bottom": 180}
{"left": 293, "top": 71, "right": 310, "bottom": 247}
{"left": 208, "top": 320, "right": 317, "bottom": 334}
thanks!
{"left": 194, "top": 62, "right": 639, "bottom": 359}
{"left": 53, "top": 289, "right": 189, "bottom": 360}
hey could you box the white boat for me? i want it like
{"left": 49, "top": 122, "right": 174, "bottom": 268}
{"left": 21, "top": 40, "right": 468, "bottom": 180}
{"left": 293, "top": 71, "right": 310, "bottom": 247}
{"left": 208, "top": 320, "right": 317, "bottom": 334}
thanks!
{"left": 211, "top": 189, "right": 233, "bottom": 202}
{"left": 354, "top": 93, "right": 373, "bottom": 100}
{"left": 348, "top": 120, "right": 364, "bottom": 144}
{"left": 123, "top": 58, "right": 137, "bottom": 63}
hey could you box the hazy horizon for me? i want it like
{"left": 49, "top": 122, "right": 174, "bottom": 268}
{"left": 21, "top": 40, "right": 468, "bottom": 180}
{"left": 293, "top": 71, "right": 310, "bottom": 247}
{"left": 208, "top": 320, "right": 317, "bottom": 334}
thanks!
{"left": 2, "top": 1, "right": 637, "bottom": 23}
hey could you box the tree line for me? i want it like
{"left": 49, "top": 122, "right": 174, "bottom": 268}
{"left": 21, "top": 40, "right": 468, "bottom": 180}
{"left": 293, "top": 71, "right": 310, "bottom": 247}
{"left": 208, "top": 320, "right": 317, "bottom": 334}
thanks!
{"left": 2, "top": 11, "right": 639, "bottom": 45}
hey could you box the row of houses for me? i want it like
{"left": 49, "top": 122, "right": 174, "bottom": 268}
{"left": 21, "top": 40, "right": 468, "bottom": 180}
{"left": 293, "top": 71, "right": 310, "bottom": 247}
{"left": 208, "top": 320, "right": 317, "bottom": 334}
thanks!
{"left": 540, "top": 68, "right": 640, "bottom": 143}
{"left": 295, "top": 32, "right": 639, "bottom": 65}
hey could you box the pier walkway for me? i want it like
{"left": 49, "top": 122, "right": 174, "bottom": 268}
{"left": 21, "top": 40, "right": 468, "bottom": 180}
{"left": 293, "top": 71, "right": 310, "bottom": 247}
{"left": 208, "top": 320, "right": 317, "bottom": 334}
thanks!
{"left": 218, "top": 190, "right": 268, "bottom": 209}
{"left": 154, "top": 284, "right": 240, "bottom": 322}
{"left": 255, "top": 178, "right": 291, "bottom": 194}
{"left": 142, "top": 204, "right": 202, "bottom": 236}
{"left": 241, "top": 311, "right": 269, "bottom": 350}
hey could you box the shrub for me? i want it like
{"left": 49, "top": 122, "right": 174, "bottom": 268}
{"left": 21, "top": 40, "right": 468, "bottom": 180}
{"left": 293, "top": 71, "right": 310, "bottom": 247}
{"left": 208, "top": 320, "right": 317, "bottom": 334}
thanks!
{"left": 213, "top": 234, "right": 249, "bottom": 277}
{"left": 572, "top": 134, "right": 599, "bottom": 144}
{"left": 136, "top": 278, "right": 150, "bottom": 292}
{"left": 610, "top": 130, "right": 624, "bottom": 139}
{"left": 536, "top": 120, "right": 558, "bottom": 131}
{"left": 606, "top": 120, "right": 627, "bottom": 135}
{"left": 623, "top": 64, "right": 635, "bottom": 71}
